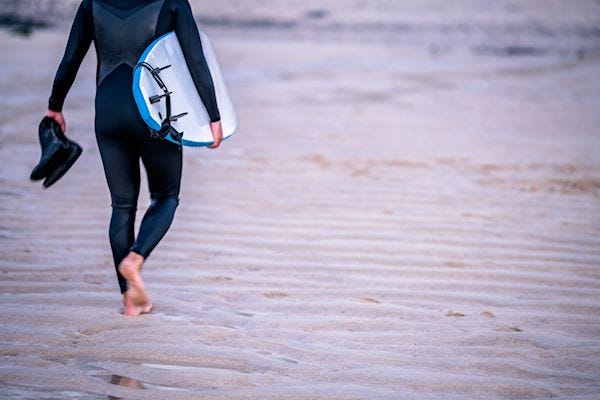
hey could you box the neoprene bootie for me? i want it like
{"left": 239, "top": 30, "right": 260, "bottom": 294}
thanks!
{"left": 30, "top": 117, "right": 69, "bottom": 180}
{"left": 43, "top": 140, "right": 82, "bottom": 188}
{"left": 30, "top": 116, "right": 83, "bottom": 188}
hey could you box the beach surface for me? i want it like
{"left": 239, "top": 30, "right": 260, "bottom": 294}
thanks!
{"left": 1, "top": 1, "right": 600, "bottom": 398}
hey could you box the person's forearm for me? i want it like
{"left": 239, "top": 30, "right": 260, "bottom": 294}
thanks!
{"left": 175, "top": 1, "right": 221, "bottom": 122}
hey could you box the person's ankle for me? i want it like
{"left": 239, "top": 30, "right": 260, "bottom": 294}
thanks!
{"left": 125, "top": 251, "right": 144, "bottom": 265}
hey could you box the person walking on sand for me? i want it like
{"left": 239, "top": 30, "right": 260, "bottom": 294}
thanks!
{"left": 45, "top": 0, "right": 222, "bottom": 316}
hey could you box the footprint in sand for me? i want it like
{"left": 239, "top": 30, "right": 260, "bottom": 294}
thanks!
{"left": 235, "top": 311, "right": 254, "bottom": 317}
{"left": 446, "top": 310, "right": 465, "bottom": 317}
{"left": 84, "top": 274, "right": 105, "bottom": 285}
{"left": 496, "top": 325, "right": 523, "bottom": 332}
{"left": 305, "top": 153, "right": 330, "bottom": 169}
{"left": 276, "top": 356, "right": 299, "bottom": 364}
{"left": 206, "top": 276, "right": 233, "bottom": 282}
{"left": 384, "top": 159, "right": 430, "bottom": 169}
{"left": 361, "top": 297, "right": 380, "bottom": 304}
{"left": 262, "top": 292, "right": 289, "bottom": 299}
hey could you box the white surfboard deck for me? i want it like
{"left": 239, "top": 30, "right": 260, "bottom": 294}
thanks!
{"left": 133, "top": 30, "right": 237, "bottom": 147}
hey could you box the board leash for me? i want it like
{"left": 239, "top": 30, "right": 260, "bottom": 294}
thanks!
{"left": 134, "top": 61, "right": 188, "bottom": 147}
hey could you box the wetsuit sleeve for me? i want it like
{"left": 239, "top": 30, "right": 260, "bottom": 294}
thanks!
{"left": 174, "top": 0, "right": 221, "bottom": 122}
{"left": 48, "top": 1, "right": 93, "bottom": 112}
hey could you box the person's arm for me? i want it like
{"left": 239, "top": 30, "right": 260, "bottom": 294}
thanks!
{"left": 47, "top": 0, "right": 93, "bottom": 122}
{"left": 174, "top": 0, "right": 221, "bottom": 123}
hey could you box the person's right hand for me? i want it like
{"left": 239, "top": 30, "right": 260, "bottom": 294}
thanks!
{"left": 208, "top": 120, "right": 223, "bottom": 149}
{"left": 45, "top": 109, "right": 66, "bottom": 133}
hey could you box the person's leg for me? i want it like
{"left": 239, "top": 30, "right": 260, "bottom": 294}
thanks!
{"left": 130, "top": 138, "right": 183, "bottom": 259}
{"left": 94, "top": 128, "right": 141, "bottom": 295}
{"left": 94, "top": 131, "right": 152, "bottom": 315}
{"left": 116, "top": 138, "right": 180, "bottom": 315}
{"left": 95, "top": 64, "right": 146, "bottom": 296}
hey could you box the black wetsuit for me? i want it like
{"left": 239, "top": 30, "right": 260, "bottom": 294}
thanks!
{"left": 48, "top": 0, "right": 220, "bottom": 294}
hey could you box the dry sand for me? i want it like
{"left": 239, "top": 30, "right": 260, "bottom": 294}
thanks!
{"left": 1, "top": 1, "right": 600, "bottom": 399}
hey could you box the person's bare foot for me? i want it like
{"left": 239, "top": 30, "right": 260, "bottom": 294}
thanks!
{"left": 122, "top": 291, "right": 153, "bottom": 316}
{"left": 118, "top": 252, "right": 152, "bottom": 316}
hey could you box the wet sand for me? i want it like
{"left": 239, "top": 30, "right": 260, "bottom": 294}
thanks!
{"left": 1, "top": 1, "right": 600, "bottom": 399}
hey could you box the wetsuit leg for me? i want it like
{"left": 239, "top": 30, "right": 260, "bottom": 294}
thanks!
{"left": 94, "top": 118, "right": 141, "bottom": 294}
{"left": 129, "top": 138, "right": 182, "bottom": 258}
{"left": 94, "top": 64, "right": 144, "bottom": 294}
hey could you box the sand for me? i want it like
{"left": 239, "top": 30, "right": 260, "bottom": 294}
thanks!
{"left": 1, "top": 1, "right": 600, "bottom": 399}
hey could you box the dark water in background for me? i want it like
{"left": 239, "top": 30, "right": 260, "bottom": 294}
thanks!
{"left": 0, "top": 0, "right": 73, "bottom": 35}
{"left": 1, "top": 0, "right": 600, "bottom": 60}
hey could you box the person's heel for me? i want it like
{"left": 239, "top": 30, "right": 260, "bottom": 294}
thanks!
{"left": 118, "top": 257, "right": 149, "bottom": 307}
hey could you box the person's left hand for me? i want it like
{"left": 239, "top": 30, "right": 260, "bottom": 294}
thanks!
{"left": 46, "top": 109, "right": 66, "bottom": 133}
{"left": 208, "top": 120, "right": 223, "bottom": 149}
